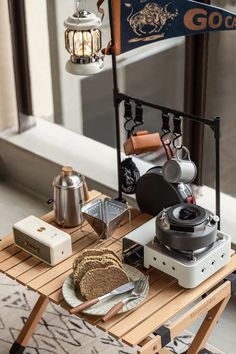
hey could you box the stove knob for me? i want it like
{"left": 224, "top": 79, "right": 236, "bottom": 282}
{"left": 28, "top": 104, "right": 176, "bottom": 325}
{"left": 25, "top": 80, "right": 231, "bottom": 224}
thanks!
{"left": 209, "top": 214, "right": 220, "bottom": 225}
{"left": 201, "top": 267, "right": 206, "bottom": 273}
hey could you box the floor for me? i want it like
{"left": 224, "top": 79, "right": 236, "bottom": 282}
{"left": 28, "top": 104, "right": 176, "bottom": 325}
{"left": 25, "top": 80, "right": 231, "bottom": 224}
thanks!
{"left": 0, "top": 181, "right": 235, "bottom": 353}
{"left": 0, "top": 181, "right": 50, "bottom": 239}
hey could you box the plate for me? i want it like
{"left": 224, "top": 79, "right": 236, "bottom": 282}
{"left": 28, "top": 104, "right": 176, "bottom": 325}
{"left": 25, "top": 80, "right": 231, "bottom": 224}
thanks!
{"left": 62, "top": 264, "right": 149, "bottom": 316}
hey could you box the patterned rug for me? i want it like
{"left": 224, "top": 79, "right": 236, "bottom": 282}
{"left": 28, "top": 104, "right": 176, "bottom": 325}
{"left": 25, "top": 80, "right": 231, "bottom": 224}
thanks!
{"left": 0, "top": 274, "right": 224, "bottom": 354}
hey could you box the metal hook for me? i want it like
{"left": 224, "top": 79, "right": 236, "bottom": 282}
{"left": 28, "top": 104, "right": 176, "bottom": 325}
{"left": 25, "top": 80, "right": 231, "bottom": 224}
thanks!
{"left": 129, "top": 102, "right": 144, "bottom": 135}
{"left": 134, "top": 102, "right": 143, "bottom": 125}
{"left": 124, "top": 100, "right": 133, "bottom": 138}
{"left": 161, "top": 112, "right": 173, "bottom": 160}
{"left": 161, "top": 112, "right": 170, "bottom": 143}
{"left": 173, "top": 115, "right": 183, "bottom": 150}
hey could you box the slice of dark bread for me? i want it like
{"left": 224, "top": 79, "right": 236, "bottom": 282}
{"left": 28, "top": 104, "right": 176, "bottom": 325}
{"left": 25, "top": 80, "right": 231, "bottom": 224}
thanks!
{"left": 73, "top": 254, "right": 122, "bottom": 283}
{"left": 73, "top": 259, "right": 119, "bottom": 285}
{"left": 73, "top": 248, "right": 121, "bottom": 270}
{"left": 79, "top": 255, "right": 122, "bottom": 268}
{"left": 79, "top": 265, "right": 129, "bottom": 300}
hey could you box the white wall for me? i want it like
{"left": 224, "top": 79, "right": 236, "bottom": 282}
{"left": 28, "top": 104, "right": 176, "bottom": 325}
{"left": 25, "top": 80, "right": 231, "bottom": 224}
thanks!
{"left": 0, "top": 0, "right": 17, "bottom": 131}
{"left": 25, "top": 0, "right": 53, "bottom": 120}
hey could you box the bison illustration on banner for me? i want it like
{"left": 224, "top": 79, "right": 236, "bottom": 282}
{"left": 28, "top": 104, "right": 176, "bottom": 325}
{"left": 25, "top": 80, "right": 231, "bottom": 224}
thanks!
{"left": 126, "top": 2, "right": 179, "bottom": 36}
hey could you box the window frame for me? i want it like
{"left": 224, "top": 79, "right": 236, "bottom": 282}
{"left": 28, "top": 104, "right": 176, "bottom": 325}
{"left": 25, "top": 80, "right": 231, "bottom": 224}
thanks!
{"left": 8, "top": 0, "right": 36, "bottom": 132}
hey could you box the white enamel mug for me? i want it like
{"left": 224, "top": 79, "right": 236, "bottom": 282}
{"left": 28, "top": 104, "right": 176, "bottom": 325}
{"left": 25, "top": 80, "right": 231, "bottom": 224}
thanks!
{"left": 162, "top": 146, "right": 197, "bottom": 184}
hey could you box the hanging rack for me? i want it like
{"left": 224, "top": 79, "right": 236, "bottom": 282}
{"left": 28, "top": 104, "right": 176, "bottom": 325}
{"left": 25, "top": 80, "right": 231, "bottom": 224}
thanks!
{"left": 107, "top": 0, "right": 221, "bottom": 228}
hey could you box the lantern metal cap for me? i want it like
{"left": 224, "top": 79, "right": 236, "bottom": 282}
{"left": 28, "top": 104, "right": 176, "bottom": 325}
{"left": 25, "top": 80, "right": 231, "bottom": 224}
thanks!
{"left": 64, "top": 10, "right": 102, "bottom": 31}
{"left": 65, "top": 58, "right": 104, "bottom": 76}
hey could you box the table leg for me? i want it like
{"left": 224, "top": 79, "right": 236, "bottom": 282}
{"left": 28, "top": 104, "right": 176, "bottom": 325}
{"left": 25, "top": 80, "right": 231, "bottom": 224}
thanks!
{"left": 186, "top": 295, "right": 231, "bottom": 354}
{"left": 10, "top": 295, "right": 49, "bottom": 354}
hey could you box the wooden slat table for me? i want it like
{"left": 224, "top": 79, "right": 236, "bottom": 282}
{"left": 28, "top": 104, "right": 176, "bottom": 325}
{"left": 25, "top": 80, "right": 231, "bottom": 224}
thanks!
{"left": 0, "top": 190, "right": 235, "bottom": 354}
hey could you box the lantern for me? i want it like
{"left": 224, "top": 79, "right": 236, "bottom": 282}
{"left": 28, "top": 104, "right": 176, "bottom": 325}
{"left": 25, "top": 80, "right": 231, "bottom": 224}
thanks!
{"left": 64, "top": 2, "right": 104, "bottom": 75}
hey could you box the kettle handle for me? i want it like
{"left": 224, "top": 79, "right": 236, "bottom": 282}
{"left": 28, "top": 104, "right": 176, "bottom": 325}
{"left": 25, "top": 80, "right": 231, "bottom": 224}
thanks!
{"left": 82, "top": 176, "right": 90, "bottom": 201}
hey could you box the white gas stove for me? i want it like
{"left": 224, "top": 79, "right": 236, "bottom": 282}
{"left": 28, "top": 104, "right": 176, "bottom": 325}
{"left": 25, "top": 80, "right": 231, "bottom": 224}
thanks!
{"left": 122, "top": 218, "right": 231, "bottom": 288}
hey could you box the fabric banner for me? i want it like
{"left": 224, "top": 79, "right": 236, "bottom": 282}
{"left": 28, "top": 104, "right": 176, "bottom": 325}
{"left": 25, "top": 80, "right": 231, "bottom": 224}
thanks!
{"left": 112, "top": 0, "right": 236, "bottom": 55}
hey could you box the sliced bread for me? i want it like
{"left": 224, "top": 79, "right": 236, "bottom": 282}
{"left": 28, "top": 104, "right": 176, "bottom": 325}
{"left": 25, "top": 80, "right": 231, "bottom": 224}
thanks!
{"left": 73, "top": 248, "right": 121, "bottom": 270}
{"left": 79, "top": 265, "right": 129, "bottom": 300}
{"left": 73, "top": 258, "right": 120, "bottom": 285}
{"left": 73, "top": 255, "right": 122, "bottom": 284}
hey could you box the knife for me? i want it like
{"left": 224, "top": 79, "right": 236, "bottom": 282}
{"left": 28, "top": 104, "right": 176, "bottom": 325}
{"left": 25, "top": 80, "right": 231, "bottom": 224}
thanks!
{"left": 69, "top": 281, "right": 135, "bottom": 314}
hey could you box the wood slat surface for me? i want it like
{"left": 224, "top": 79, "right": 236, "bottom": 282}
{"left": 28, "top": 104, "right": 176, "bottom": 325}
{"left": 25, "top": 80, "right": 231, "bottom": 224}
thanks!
{"left": 1, "top": 189, "right": 236, "bottom": 351}
{"left": 0, "top": 251, "right": 31, "bottom": 272}
{"left": 7, "top": 256, "right": 42, "bottom": 279}
{"left": 138, "top": 281, "right": 232, "bottom": 354}
{"left": 0, "top": 190, "right": 101, "bottom": 282}
{"left": 0, "top": 234, "right": 14, "bottom": 251}
{"left": 122, "top": 253, "right": 236, "bottom": 347}
{"left": 0, "top": 244, "right": 21, "bottom": 263}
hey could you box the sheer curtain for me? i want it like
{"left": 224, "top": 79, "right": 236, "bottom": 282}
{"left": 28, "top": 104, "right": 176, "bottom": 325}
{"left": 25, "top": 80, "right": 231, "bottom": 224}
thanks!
{"left": 0, "top": 0, "right": 17, "bottom": 131}
{"left": 203, "top": 1, "right": 236, "bottom": 197}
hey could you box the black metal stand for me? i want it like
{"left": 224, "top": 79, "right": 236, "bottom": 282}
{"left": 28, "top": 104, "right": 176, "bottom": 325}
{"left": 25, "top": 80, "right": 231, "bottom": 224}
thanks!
{"left": 108, "top": 0, "right": 123, "bottom": 202}
{"left": 107, "top": 0, "right": 221, "bottom": 228}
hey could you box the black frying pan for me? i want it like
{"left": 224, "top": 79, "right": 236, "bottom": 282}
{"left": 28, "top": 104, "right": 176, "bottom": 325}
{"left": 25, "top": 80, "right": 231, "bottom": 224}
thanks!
{"left": 135, "top": 166, "right": 186, "bottom": 216}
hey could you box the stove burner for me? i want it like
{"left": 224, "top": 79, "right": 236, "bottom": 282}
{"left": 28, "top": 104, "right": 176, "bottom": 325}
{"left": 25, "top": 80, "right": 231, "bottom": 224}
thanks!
{"left": 154, "top": 236, "right": 214, "bottom": 261}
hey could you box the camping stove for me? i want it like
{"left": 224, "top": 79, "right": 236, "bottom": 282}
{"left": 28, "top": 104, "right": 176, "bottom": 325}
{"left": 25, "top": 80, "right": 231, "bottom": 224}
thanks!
{"left": 144, "top": 232, "right": 231, "bottom": 288}
{"left": 145, "top": 204, "right": 231, "bottom": 288}
{"left": 122, "top": 205, "right": 231, "bottom": 288}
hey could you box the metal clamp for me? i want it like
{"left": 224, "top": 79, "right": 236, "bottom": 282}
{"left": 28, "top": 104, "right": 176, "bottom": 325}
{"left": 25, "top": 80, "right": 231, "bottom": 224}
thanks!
{"left": 130, "top": 102, "right": 144, "bottom": 135}
{"left": 173, "top": 115, "right": 183, "bottom": 150}
{"left": 124, "top": 100, "right": 133, "bottom": 138}
{"left": 161, "top": 112, "right": 174, "bottom": 160}
{"left": 153, "top": 325, "right": 171, "bottom": 347}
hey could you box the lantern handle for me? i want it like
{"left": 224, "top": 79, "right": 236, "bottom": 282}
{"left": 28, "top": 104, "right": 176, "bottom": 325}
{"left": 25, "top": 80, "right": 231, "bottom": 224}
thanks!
{"left": 97, "top": 0, "right": 105, "bottom": 21}
{"left": 76, "top": 1, "right": 80, "bottom": 13}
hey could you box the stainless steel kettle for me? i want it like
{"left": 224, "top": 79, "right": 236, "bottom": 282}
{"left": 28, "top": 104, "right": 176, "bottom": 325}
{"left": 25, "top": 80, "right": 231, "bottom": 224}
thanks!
{"left": 53, "top": 166, "right": 85, "bottom": 227}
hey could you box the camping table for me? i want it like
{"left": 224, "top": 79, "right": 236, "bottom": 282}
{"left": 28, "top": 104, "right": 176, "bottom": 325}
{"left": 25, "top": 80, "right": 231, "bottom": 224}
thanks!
{"left": 0, "top": 190, "right": 235, "bottom": 354}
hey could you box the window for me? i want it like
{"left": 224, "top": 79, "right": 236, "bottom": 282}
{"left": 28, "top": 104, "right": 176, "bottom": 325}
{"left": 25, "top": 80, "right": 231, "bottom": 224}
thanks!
{"left": 3, "top": 0, "right": 236, "bottom": 199}
{"left": 24, "top": 0, "right": 184, "bottom": 145}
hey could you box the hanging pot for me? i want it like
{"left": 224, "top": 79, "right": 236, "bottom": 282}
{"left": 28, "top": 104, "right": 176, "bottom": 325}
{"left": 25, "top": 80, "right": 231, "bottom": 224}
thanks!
{"left": 135, "top": 166, "right": 195, "bottom": 216}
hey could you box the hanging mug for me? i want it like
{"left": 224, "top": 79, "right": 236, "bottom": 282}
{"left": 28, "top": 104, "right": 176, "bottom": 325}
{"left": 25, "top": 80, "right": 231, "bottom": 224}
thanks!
{"left": 162, "top": 146, "right": 197, "bottom": 184}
